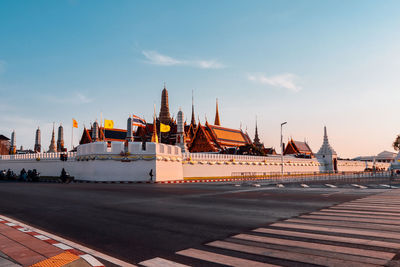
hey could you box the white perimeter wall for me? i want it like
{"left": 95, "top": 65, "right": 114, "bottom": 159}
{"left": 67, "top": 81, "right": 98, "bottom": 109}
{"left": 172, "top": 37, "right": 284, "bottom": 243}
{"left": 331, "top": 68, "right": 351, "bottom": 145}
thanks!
{"left": 0, "top": 144, "right": 391, "bottom": 181}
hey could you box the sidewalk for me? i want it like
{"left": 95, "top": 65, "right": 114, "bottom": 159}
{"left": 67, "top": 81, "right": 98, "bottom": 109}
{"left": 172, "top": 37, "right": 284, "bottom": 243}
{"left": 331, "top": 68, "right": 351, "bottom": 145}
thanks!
{"left": 0, "top": 217, "right": 103, "bottom": 267}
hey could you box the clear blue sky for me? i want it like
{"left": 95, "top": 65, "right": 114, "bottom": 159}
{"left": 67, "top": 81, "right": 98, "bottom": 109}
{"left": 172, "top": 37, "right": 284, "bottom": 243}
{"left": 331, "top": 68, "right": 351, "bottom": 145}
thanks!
{"left": 1, "top": 0, "right": 400, "bottom": 158}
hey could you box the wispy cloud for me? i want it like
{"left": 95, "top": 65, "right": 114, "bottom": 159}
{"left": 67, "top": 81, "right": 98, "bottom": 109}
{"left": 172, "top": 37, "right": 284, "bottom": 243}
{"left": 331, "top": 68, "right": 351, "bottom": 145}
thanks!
{"left": 142, "top": 50, "right": 225, "bottom": 69}
{"left": 248, "top": 73, "right": 302, "bottom": 92}
{"left": 45, "top": 92, "right": 93, "bottom": 105}
{"left": 0, "top": 60, "right": 7, "bottom": 74}
{"left": 76, "top": 93, "right": 92, "bottom": 104}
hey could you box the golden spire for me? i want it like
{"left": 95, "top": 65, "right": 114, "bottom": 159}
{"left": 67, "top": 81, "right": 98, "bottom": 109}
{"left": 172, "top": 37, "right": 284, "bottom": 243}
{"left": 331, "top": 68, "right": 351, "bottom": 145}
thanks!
{"left": 151, "top": 104, "right": 158, "bottom": 143}
{"left": 214, "top": 98, "right": 220, "bottom": 126}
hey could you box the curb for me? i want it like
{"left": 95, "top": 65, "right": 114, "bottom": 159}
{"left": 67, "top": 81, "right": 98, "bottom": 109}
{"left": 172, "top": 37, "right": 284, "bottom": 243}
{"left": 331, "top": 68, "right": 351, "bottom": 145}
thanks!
{"left": 72, "top": 176, "right": 278, "bottom": 184}
{"left": 0, "top": 217, "right": 104, "bottom": 267}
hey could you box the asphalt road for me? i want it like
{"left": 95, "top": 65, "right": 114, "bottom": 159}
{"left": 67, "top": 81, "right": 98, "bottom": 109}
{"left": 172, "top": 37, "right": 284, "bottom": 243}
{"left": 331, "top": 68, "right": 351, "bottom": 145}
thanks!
{"left": 0, "top": 181, "right": 391, "bottom": 266}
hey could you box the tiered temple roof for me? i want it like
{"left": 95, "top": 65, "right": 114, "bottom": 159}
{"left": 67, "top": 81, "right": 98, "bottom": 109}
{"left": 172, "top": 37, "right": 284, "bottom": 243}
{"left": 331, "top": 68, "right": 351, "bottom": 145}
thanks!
{"left": 284, "top": 139, "right": 313, "bottom": 158}
{"left": 189, "top": 122, "right": 252, "bottom": 153}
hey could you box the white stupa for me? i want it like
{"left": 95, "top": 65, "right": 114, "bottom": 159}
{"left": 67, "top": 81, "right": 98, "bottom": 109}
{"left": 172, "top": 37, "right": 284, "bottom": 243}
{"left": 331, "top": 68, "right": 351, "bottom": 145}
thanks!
{"left": 316, "top": 126, "right": 338, "bottom": 172}
{"left": 317, "top": 126, "right": 337, "bottom": 156}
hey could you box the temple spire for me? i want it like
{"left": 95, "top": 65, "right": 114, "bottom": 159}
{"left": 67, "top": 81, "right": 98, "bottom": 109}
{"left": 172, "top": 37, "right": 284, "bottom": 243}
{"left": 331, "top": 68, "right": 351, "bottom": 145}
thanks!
{"left": 214, "top": 98, "right": 220, "bottom": 126}
{"left": 48, "top": 123, "right": 57, "bottom": 153}
{"left": 10, "top": 130, "right": 16, "bottom": 155}
{"left": 151, "top": 105, "right": 159, "bottom": 143}
{"left": 57, "top": 124, "right": 64, "bottom": 152}
{"left": 34, "top": 127, "right": 41, "bottom": 153}
{"left": 254, "top": 117, "right": 260, "bottom": 145}
{"left": 191, "top": 89, "right": 196, "bottom": 126}
{"left": 159, "top": 83, "right": 171, "bottom": 124}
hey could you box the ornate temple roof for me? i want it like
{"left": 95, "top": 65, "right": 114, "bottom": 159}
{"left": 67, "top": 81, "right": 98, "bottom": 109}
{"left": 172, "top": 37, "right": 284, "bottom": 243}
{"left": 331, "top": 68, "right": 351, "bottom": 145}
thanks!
{"left": 208, "top": 124, "right": 251, "bottom": 147}
{"left": 284, "top": 139, "right": 313, "bottom": 156}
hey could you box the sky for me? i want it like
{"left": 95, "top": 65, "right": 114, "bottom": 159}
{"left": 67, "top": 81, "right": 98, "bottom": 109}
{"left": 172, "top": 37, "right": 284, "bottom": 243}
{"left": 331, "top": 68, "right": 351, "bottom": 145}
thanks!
{"left": 1, "top": 0, "right": 400, "bottom": 158}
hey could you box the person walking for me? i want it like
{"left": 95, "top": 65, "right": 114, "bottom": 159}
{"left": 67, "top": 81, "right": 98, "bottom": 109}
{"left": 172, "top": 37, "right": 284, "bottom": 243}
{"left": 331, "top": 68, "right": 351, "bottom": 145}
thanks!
{"left": 149, "top": 169, "right": 153, "bottom": 182}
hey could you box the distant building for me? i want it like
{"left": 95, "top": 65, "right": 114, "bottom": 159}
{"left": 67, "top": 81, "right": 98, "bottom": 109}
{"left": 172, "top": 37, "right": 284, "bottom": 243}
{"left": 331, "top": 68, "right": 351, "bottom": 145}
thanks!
{"left": 0, "top": 135, "right": 10, "bottom": 155}
{"left": 353, "top": 151, "right": 397, "bottom": 163}
{"left": 284, "top": 139, "right": 313, "bottom": 158}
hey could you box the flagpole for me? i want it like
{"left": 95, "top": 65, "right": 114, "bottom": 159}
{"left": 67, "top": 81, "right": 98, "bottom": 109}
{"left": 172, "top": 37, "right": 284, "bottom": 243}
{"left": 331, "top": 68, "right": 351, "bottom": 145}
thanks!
{"left": 71, "top": 120, "right": 74, "bottom": 151}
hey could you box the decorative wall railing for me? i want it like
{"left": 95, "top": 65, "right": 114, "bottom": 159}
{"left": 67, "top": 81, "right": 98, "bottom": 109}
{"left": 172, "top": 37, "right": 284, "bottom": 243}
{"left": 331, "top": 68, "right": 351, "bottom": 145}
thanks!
{"left": 0, "top": 152, "right": 77, "bottom": 161}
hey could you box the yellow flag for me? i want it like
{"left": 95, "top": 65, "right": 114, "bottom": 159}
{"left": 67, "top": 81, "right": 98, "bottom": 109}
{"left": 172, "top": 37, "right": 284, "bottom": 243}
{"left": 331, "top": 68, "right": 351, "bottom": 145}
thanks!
{"left": 72, "top": 119, "right": 78, "bottom": 128}
{"left": 104, "top": 119, "right": 114, "bottom": 129}
{"left": 160, "top": 123, "right": 170, "bottom": 132}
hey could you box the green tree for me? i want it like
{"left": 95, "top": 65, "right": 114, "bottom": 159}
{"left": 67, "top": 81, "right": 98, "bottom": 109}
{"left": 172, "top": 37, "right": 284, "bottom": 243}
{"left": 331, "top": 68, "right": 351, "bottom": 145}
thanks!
{"left": 393, "top": 135, "right": 400, "bottom": 151}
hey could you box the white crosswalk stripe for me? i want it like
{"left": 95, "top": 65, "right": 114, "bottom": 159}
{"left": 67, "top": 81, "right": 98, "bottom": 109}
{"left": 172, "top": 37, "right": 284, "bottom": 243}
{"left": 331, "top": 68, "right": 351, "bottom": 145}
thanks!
{"left": 141, "top": 189, "right": 400, "bottom": 266}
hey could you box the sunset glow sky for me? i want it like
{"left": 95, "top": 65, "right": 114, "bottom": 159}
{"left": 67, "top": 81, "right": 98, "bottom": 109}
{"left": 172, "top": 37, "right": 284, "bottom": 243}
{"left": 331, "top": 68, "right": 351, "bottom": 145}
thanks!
{"left": 1, "top": 0, "right": 400, "bottom": 158}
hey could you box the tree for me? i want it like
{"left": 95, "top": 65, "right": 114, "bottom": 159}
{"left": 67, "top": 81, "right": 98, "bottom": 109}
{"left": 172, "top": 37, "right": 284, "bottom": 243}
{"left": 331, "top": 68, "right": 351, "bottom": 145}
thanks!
{"left": 393, "top": 135, "right": 400, "bottom": 151}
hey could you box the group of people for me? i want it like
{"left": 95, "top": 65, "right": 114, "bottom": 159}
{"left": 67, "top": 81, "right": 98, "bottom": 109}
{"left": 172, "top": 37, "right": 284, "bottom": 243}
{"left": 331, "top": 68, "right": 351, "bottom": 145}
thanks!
{"left": 19, "top": 168, "right": 40, "bottom": 182}
{"left": 0, "top": 169, "right": 16, "bottom": 180}
{"left": 0, "top": 168, "right": 74, "bottom": 183}
{"left": 0, "top": 168, "right": 40, "bottom": 182}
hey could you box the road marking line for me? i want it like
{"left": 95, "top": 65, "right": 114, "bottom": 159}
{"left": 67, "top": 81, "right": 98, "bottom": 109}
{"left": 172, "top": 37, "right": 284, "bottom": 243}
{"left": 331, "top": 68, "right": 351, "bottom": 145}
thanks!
{"left": 232, "top": 233, "right": 394, "bottom": 259}
{"left": 331, "top": 206, "right": 400, "bottom": 212}
{"left": 17, "top": 227, "right": 32, "bottom": 233}
{"left": 176, "top": 248, "right": 277, "bottom": 267}
{"left": 253, "top": 227, "right": 400, "bottom": 249}
{"left": 80, "top": 254, "right": 105, "bottom": 267}
{"left": 323, "top": 208, "right": 400, "bottom": 216}
{"left": 139, "top": 257, "right": 190, "bottom": 267}
{"left": 351, "top": 202, "right": 400, "bottom": 205}
{"left": 351, "top": 184, "right": 367, "bottom": 189}
{"left": 0, "top": 215, "right": 136, "bottom": 267}
{"left": 34, "top": 234, "right": 50, "bottom": 240}
{"left": 300, "top": 215, "right": 400, "bottom": 225}
{"left": 336, "top": 205, "right": 400, "bottom": 211}
{"left": 311, "top": 211, "right": 400, "bottom": 220}
{"left": 207, "top": 240, "right": 380, "bottom": 267}
{"left": 54, "top": 243, "right": 73, "bottom": 250}
{"left": 286, "top": 218, "right": 400, "bottom": 232}
{"left": 271, "top": 222, "right": 400, "bottom": 240}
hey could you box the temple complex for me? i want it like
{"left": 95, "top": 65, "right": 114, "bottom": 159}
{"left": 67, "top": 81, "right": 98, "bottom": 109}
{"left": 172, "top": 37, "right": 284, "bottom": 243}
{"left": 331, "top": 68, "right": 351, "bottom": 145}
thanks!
{"left": 78, "top": 84, "right": 273, "bottom": 155}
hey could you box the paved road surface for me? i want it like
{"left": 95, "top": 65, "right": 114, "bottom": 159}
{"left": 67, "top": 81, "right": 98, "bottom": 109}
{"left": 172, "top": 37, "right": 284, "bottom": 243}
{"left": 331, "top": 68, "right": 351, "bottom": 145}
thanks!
{"left": 0, "top": 181, "right": 395, "bottom": 266}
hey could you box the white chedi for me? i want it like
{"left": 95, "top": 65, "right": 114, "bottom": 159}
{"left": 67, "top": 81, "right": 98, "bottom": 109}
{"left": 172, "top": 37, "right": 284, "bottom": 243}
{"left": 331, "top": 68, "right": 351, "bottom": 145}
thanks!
{"left": 317, "top": 126, "right": 337, "bottom": 156}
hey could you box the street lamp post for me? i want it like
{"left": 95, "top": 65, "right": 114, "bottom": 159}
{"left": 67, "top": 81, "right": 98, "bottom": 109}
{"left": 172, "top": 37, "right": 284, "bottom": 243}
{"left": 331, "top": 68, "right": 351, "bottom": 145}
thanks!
{"left": 281, "top": 122, "right": 287, "bottom": 177}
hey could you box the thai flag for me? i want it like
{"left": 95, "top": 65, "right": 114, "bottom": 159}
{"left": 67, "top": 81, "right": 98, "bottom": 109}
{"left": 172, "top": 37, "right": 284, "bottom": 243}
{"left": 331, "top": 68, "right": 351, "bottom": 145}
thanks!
{"left": 132, "top": 115, "right": 146, "bottom": 127}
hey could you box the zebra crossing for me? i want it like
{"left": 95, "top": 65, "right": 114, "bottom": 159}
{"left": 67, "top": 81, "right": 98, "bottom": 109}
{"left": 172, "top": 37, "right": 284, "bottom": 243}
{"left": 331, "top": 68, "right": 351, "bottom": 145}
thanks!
{"left": 140, "top": 189, "right": 400, "bottom": 267}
